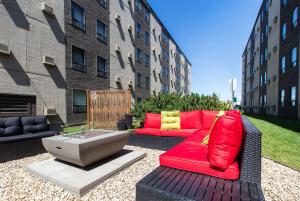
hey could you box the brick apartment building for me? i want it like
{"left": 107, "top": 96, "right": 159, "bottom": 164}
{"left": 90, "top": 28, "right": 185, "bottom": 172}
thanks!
{"left": 0, "top": 0, "right": 191, "bottom": 125}
{"left": 242, "top": 0, "right": 300, "bottom": 119}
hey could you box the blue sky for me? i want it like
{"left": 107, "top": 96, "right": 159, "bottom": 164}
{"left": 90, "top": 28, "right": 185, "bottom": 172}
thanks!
{"left": 147, "top": 0, "right": 261, "bottom": 101}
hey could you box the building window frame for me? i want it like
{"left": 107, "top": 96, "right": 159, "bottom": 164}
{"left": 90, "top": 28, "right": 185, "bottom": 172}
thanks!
{"left": 96, "top": 20, "right": 108, "bottom": 43}
{"left": 96, "top": 0, "right": 108, "bottom": 8}
{"left": 136, "top": 48, "right": 142, "bottom": 62}
{"left": 281, "top": 56, "right": 286, "bottom": 74}
{"left": 97, "top": 56, "right": 108, "bottom": 78}
{"left": 72, "top": 46, "right": 86, "bottom": 72}
{"left": 290, "top": 86, "right": 297, "bottom": 107}
{"left": 281, "top": 22, "right": 286, "bottom": 40}
{"left": 136, "top": 73, "right": 142, "bottom": 87}
{"left": 292, "top": 7, "right": 298, "bottom": 29}
{"left": 73, "top": 89, "right": 87, "bottom": 113}
{"left": 71, "top": 1, "right": 86, "bottom": 31}
{"left": 291, "top": 46, "right": 297, "bottom": 68}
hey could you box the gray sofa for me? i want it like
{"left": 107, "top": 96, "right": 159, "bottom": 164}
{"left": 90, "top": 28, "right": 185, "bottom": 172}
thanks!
{"left": 0, "top": 115, "right": 60, "bottom": 162}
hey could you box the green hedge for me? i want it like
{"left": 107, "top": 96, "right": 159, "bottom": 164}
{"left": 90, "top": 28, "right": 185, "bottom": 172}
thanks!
{"left": 131, "top": 93, "right": 231, "bottom": 127}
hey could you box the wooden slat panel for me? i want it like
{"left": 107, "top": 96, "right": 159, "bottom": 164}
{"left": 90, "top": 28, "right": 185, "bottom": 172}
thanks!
{"left": 186, "top": 174, "right": 204, "bottom": 199}
{"left": 153, "top": 168, "right": 176, "bottom": 188}
{"left": 147, "top": 167, "right": 170, "bottom": 187}
{"left": 159, "top": 168, "right": 181, "bottom": 191}
{"left": 178, "top": 172, "right": 198, "bottom": 197}
{"left": 240, "top": 182, "right": 250, "bottom": 201}
{"left": 165, "top": 170, "right": 186, "bottom": 192}
{"left": 212, "top": 190, "right": 223, "bottom": 201}
{"left": 249, "top": 183, "right": 259, "bottom": 201}
{"left": 87, "top": 90, "right": 131, "bottom": 129}
{"left": 141, "top": 166, "right": 165, "bottom": 185}
{"left": 172, "top": 171, "right": 192, "bottom": 194}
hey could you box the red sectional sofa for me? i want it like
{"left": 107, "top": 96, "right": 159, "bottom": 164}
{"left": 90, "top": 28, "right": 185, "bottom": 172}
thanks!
{"left": 134, "top": 110, "right": 243, "bottom": 180}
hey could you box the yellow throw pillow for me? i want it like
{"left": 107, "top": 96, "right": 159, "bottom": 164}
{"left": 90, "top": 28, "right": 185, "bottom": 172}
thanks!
{"left": 201, "top": 111, "right": 225, "bottom": 145}
{"left": 161, "top": 111, "right": 181, "bottom": 130}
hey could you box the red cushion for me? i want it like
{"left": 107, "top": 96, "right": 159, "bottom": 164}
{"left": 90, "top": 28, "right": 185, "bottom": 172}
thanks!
{"left": 201, "top": 110, "right": 219, "bottom": 130}
{"left": 184, "top": 130, "right": 209, "bottom": 144}
{"left": 180, "top": 111, "right": 202, "bottom": 129}
{"left": 208, "top": 113, "right": 243, "bottom": 171}
{"left": 160, "top": 141, "right": 239, "bottom": 180}
{"left": 135, "top": 128, "right": 161, "bottom": 136}
{"left": 144, "top": 113, "right": 161, "bottom": 129}
{"left": 160, "top": 129, "right": 199, "bottom": 138}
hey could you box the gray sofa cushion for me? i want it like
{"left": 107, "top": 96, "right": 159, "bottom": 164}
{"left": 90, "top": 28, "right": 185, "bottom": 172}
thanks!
{"left": 21, "top": 116, "right": 48, "bottom": 134}
{"left": 0, "top": 117, "right": 22, "bottom": 136}
{"left": 0, "top": 131, "right": 57, "bottom": 144}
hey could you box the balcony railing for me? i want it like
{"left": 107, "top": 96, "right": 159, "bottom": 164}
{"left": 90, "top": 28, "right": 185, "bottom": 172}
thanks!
{"left": 72, "top": 18, "right": 86, "bottom": 31}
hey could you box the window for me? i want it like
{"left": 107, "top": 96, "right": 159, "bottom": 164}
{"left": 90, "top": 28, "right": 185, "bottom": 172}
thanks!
{"left": 97, "top": 56, "right": 107, "bottom": 78}
{"left": 136, "top": 0, "right": 142, "bottom": 12}
{"left": 144, "top": 54, "right": 150, "bottom": 66}
{"left": 292, "top": 7, "right": 298, "bottom": 28}
{"left": 72, "top": 46, "right": 86, "bottom": 72}
{"left": 291, "top": 47, "right": 297, "bottom": 67}
{"left": 265, "top": 0, "right": 269, "bottom": 13}
{"left": 137, "top": 97, "right": 142, "bottom": 103}
{"left": 71, "top": 2, "right": 85, "bottom": 31}
{"left": 260, "top": 74, "right": 263, "bottom": 86}
{"left": 265, "top": 25, "right": 268, "bottom": 37}
{"left": 97, "top": 0, "right": 108, "bottom": 8}
{"left": 281, "top": 0, "right": 288, "bottom": 7}
{"left": 261, "top": 11, "right": 264, "bottom": 22}
{"left": 136, "top": 22, "right": 142, "bottom": 36}
{"left": 264, "top": 95, "right": 267, "bottom": 108}
{"left": 161, "top": 31, "right": 168, "bottom": 44}
{"left": 137, "top": 73, "right": 142, "bottom": 87}
{"left": 97, "top": 20, "right": 107, "bottom": 42}
{"left": 281, "top": 23, "right": 286, "bottom": 40}
{"left": 280, "top": 89, "right": 285, "bottom": 107}
{"left": 136, "top": 48, "right": 142, "bottom": 62}
{"left": 261, "top": 32, "right": 264, "bottom": 43}
{"left": 264, "top": 72, "right": 267, "bottom": 85}
{"left": 145, "top": 76, "right": 150, "bottom": 89}
{"left": 290, "top": 86, "right": 296, "bottom": 106}
{"left": 144, "top": 9, "right": 150, "bottom": 23}
{"left": 162, "top": 67, "right": 169, "bottom": 77}
{"left": 144, "top": 31, "right": 150, "bottom": 44}
{"left": 264, "top": 48, "right": 268, "bottom": 62}
{"left": 73, "top": 89, "right": 86, "bottom": 113}
{"left": 260, "top": 53, "right": 263, "bottom": 65}
{"left": 260, "top": 96, "right": 263, "bottom": 108}
{"left": 281, "top": 56, "right": 286, "bottom": 74}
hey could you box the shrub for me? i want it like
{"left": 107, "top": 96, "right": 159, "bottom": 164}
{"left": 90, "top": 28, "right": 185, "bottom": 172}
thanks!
{"left": 131, "top": 93, "right": 231, "bottom": 127}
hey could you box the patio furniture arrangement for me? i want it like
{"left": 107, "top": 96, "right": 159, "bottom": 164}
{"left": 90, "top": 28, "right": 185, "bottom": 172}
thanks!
{"left": 43, "top": 130, "right": 129, "bottom": 167}
{"left": 0, "top": 115, "right": 60, "bottom": 162}
{"left": 134, "top": 110, "right": 264, "bottom": 200}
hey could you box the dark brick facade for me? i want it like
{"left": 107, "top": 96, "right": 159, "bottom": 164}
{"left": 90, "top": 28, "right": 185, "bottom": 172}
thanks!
{"left": 65, "top": 0, "right": 110, "bottom": 124}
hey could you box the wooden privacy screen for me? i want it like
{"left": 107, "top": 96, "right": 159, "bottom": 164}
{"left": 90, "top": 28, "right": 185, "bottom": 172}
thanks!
{"left": 87, "top": 90, "right": 131, "bottom": 129}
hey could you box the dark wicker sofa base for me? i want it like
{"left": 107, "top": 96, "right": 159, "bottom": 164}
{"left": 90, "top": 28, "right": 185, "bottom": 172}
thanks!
{"left": 128, "top": 132, "right": 185, "bottom": 151}
{"left": 0, "top": 138, "right": 46, "bottom": 163}
{"left": 136, "top": 166, "right": 264, "bottom": 201}
{"left": 135, "top": 117, "right": 264, "bottom": 201}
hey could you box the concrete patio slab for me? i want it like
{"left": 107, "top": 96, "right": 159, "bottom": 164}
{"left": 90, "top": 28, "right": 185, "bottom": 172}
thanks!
{"left": 26, "top": 150, "right": 146, "bottom": 197}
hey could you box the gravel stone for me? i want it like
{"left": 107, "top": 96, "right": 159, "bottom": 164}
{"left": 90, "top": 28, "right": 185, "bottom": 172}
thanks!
{"left": 0, "top": 145, "right": 299, "bottom": 201}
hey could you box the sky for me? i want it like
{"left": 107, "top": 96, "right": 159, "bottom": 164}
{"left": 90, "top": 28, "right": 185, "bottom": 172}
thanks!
{"left": 147, "top": 0, "right": 261, "bottom": 101}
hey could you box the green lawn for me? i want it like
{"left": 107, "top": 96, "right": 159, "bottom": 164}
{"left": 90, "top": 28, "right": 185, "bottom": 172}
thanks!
{"left": 246, "top": 114, "right": 300, "bottom": 171}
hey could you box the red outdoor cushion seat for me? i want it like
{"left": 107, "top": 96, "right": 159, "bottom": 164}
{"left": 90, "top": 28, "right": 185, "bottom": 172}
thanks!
{"left": 135, "top": 128, "right": 161, "bottom": 136}
{"left": 160, "top": 129, "right": 199, "bottom": 138}
{"left": 160, "top": 141, "right": 240, "bottom": 180}
{"left": 144, "top": 113, "right": 161, "bottom": 129}
{"left": 180, "top": 111, "right": 202, "bottom": 129}
{"left": 201, "top": 110, "right": 219, "bottom": 130}
{"left": 208, "top": 112, "right": 243, "bottom": 171}
{"left": 184, "top": 129, "right": 209, "bottom": 144}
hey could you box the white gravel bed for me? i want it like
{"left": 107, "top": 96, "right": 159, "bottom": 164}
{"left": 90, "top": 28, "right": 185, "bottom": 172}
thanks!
{"left": 0, "top": 146, "right": 299, "bottom": 201}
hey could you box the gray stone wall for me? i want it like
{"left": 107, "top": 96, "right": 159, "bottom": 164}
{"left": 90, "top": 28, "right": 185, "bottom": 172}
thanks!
{"left": 0, "top": 0, "right": 66, "bottom": 123}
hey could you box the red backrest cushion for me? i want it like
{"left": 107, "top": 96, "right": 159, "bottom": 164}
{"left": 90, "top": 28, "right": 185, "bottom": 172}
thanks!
{"left": 180, "top": 111, "right": 202, "bottom": 129}
{"left": 201, "top": 110, "right": 219, "bottom": 130}
{"left": 144, "top": 113, "right": 161, "bottom": 129}
{"left": 207, "top": 112, "right": 243, "bottom": 171}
